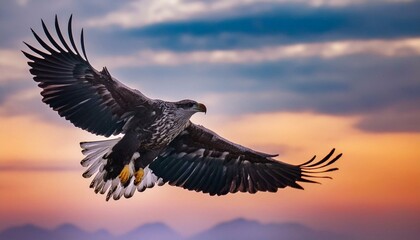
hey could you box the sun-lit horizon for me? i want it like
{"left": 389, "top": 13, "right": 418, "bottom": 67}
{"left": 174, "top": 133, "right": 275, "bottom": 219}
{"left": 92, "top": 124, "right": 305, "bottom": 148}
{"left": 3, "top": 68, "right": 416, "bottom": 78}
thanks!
{"left": 1, "top": 0, "right": 420, "bottom": 239}
{"left": 1, "top": 111, "right": 419, "bottom": 237}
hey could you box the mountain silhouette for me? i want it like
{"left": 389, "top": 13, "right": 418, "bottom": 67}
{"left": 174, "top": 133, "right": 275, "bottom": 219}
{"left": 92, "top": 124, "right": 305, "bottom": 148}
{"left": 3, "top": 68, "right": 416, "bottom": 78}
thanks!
{"left": 0, "top": 222, "right": 180, "bottom": 240}
{"left": 0, "top": 218, "right": 350, "bottom": 240}
{"left": 122, "top": 222, "right": 182, "bottom": 240}
{"left": 188, "top": 218, "right": 350, "bottom": 240}
{"left": 0, "top": 223, "right": 115, "bottom": 240}
{"left": 0, "top": 224, "right": 51, "bottom": 240}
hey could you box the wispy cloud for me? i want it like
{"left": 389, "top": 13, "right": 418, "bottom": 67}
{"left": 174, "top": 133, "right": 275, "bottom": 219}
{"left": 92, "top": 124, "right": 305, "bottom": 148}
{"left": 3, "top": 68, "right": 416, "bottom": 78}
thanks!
{"left": 87, "top": 0, "right": 414, "bottom": 28}
{"left": 15, "top": 0, "right": 30, "bottom": 7}
{"left": 87, "top": 1, "right": 420, "bottom": 53}
{"left": 357, "top": 107, "right": 420, "bottom": 132}
{"left": 0, "top": 49, "right": 29, "bottom": 82}
{"left": 0, "top": 88, "right": 40, "bottom": 114}
{"left": 95, "top": 38, "right": 420, "bottom": 67}
{"left": 0, "top": 161, "right": 79, "bottom": 172}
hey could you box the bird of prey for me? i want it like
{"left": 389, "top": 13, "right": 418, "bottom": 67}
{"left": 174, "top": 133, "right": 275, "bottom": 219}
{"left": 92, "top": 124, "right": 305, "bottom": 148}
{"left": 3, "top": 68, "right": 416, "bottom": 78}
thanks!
{"left": 23, "top": 16, "right": 342, "bottom": 201}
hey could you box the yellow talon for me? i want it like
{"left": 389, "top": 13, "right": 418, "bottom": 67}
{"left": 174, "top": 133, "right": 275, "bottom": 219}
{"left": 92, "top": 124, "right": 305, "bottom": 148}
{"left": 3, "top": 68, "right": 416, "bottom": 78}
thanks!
{"left": 119, "top": 164, "right": 131, "bottom": 185}
{"left": 134, "top": 168, "right": 144, "bottom": 185}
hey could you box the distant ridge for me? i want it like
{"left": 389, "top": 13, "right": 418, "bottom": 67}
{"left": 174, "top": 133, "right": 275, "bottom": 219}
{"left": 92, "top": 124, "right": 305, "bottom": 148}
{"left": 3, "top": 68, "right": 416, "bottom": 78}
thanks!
{"left": 0, "top": 219, "right": 349, "bottom": 240}
{"left": 0, "top": 222, "right": 180, "bottom": 240}
{"left": 0, "top": 223, "right": 115, "bottom": 240}
{"left": 188, "top": 218, "right": 350, "bottom": 240}
{"left": 122, "top": 222, "right": 182, "bottom": 240}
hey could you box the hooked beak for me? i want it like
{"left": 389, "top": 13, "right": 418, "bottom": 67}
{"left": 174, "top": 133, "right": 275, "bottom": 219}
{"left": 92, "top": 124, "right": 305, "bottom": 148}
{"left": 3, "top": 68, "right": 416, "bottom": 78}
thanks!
{"left": 194, "top": 103, "right": 207, "bottom": 114}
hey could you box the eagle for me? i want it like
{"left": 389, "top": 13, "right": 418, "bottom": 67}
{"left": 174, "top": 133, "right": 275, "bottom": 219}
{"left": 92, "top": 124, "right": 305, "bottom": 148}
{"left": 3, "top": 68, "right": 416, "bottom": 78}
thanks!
{"left": 23, "top": 16, "right": 342, "bottom": 201}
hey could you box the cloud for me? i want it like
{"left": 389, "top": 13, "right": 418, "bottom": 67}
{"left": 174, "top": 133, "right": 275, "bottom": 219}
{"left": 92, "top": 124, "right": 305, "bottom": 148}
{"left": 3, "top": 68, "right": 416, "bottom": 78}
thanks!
{"left": 87, "top": 0, "right": 415, "bottom": 28}
{"left": 0, "top": 0, "right": 123, "bottom": 48}
{"left": 93, "top": 38, "right": 420, "bottom": 67}
{"left": 0, "top": 161, "right": 79, "bottom": 172}
{"left": 2, "top": 0, "right": 418, "bottom": 134}
{"left": 16, "top": 0, "right": 30, "bottom": 7}
{"left": 0, "top": 49, "right": 29, "bottom": 83}
{"left": 0, "top": 88, "right": 39, "bottom": 113}
{"left": 357, "top": 108, "right": 420, "bottom": 132}
{"left": 5, "top": 37, "right": 420, "bottom": 133}
{"left": 85, "top": 0, "right": 299, "bottom": 28}
{"left": 85, "top": 0, "right": 420, "bottom": 53}
{"left": 0, "top": 47, "right": 43, "bottom": 115}
{"left": 233, "top": 55, "right": 420, "bottom": 114}
{"left": 101, "top": 52, "right": 420, "bottom": 132}
{"left": 0, "top": 85, "right": 74, "bottom": 129}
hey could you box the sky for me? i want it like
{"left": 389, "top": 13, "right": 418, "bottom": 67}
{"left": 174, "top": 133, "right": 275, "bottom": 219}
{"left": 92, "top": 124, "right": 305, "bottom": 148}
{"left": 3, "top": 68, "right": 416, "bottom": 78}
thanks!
{"left": 0, "top": 0, "right": 419, "bottom": 239}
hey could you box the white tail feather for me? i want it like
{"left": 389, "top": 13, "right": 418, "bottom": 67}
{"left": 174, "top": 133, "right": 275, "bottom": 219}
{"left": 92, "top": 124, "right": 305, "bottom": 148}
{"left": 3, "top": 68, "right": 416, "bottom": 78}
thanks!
{"left": 80, "top": 138, "right": 163, "bottom": 201}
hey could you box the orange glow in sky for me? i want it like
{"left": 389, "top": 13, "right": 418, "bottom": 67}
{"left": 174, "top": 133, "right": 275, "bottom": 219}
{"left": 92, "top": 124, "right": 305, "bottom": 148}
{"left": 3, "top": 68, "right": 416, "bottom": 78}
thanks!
{"left": 1, "top": 112, "right": 419, "bottom": 236}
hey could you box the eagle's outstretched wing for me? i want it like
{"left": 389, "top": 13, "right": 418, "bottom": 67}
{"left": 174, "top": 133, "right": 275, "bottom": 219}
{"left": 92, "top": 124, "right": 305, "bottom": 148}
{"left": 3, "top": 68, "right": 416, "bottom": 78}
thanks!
{"left": 150, "top": 123, "right": 341, "bottom": 196}
{"left": 22, "top": 15, "right": 153, "bottom": 137}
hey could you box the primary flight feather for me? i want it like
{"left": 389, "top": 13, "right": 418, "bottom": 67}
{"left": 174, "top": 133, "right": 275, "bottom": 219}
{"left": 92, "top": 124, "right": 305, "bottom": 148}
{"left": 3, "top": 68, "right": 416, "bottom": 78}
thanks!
{"left": 23, "top": 16, "right": 342, "bottom": 201}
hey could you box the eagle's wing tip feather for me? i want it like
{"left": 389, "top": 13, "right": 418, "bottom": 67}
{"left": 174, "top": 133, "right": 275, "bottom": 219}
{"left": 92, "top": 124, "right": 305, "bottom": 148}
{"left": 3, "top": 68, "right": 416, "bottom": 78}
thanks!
{"left": 300, "top": 148, "right": 342, "bottom": 168}
{"left": 296, "top": 148, "right": 342, "bottom": 185}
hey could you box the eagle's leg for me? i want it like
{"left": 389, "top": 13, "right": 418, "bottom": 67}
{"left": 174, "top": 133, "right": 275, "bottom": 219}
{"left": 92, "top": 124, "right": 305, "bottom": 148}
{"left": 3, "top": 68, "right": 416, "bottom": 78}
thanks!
{"left": 118, "top": 152, "right": 139, "bottom": 185}
{"left": 134, "top": 168, "right": 144, "bottom": 185}
{"left": 133, "top": 149, "right": 161, "bottom": 185}
{"left": 119, "top": 165, "right": 131, "bottom": 185}
{"left": 102, "top": 131, "right": 140, "bottom": 186}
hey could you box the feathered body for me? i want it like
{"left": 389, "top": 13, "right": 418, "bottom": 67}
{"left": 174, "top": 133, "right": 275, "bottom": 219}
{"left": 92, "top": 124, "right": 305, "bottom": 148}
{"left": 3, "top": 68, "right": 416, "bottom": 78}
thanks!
{"left": 23, "top": 15, "right": 342, "bottom": 201}
{"left": 98, "top": 99, "right": 204, "bottom": 186}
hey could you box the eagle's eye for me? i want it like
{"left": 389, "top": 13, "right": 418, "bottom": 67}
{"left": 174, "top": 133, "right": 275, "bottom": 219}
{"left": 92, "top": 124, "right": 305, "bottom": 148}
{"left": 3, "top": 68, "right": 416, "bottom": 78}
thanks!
{"left": 186, "top": 102, "right": 194, "bottom": 108}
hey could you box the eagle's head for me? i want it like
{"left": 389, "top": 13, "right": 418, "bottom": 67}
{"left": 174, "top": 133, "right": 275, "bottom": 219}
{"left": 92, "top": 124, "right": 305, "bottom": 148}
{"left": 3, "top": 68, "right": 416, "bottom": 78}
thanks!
{"left": 174, "top": 99, "right": 207, "bottom": 116}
